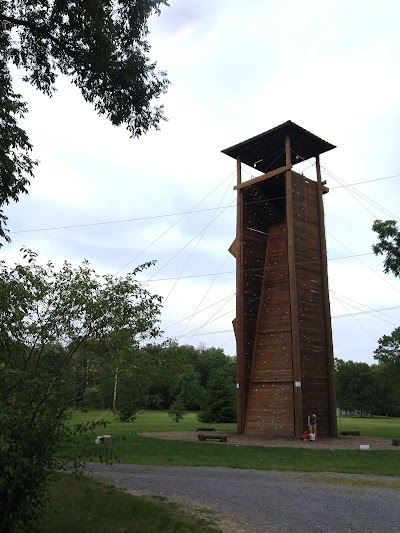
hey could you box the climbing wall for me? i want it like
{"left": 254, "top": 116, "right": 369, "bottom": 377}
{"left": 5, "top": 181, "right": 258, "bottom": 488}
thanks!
{"left": 224, "top": 120, "right": 337, "bottom": 439}
{"left": 292, "top": 171, "right": 330, "bottom": 437}
{"left": 246, "top": 223, "right": 294, "bottom": 437}
{"left": 240, "top": 186, "right": 270, "bottom": 422}
{"left": 239, "top": 171, "right": 332, "bottom": 438}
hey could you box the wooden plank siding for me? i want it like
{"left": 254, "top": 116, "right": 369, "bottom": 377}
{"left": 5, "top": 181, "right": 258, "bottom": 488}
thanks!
{"left": 229, "top": 125, "right": 337, "bottom": 439}
{"left": 291, "top": 171, "right": 331, "bottom": 437}
{"left": 237, "top": 169, "right": 334, "bottom": 438}
{"left": 245, "top": 224, "right": 294, "bottom": 437}
{"left": 240, "top": 187, "right": 269, "bottom": 425}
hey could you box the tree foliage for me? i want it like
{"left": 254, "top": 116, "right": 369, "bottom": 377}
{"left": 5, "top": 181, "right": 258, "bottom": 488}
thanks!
{"left": 370, "top": 220, "right": 400, "bottom": 415}
{"left": 0, "top": 61, "right": 36, "bottom": 244}
{"left": 372, "top": 219, "right": 400, "bottom": 277}
{"left": 335, "top": 359, "right": 377, "bottom": 416}
{"left": 144, "top": 343, "right": 207, "bottom": 411}
{"left": 0, "top": 249, "right": 162, "bottom": 531}
{"left": 108, "top": 342, "right": 236, "bottom": 421}
{"left": 335, "top": 357, "right": 400, "bottom": 418}
{"left": 168, "top": 395, "right": 186, "bottom": 423}
{"left": 115, "top": 345, "right": 169, "bottom": 422}
{"left": 198, "top": 361, "right": 237, "bottom": 424}
{"left": 0, "top": 0, "right": 169, "bottom": 243}
{"left": 374, "top": 327, "right": 400, "bottom": 370}
{"left": 372, "top": 363, "right": 400, "bottom": 418}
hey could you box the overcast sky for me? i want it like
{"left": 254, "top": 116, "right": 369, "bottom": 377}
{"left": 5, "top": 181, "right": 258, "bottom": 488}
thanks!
{"left": 3, "top": 0, "right": 400, "bottom": 364}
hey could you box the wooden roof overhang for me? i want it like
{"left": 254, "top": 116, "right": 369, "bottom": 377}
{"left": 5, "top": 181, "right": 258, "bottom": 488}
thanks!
{"left": 221, "top": 120, "right": 336, "bottom": 174}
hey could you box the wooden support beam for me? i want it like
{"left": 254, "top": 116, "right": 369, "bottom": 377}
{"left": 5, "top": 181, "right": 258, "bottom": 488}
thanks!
{"left": 234, "top": 164, "right": 292, "bottom": 190}
{"left": 236, "top": 156, "right": 245, "bottom": 435}
{"left": 316, "top": 155, "right": 338, "bottom": 438}
{"left": 285, "top": 135, "right": 303, "bottom": 440}
{"left": 285, "top": 134, "right": 292, "bottom": 167}
{"left": 228, "top": 238, "right": 237, "bottom": 258}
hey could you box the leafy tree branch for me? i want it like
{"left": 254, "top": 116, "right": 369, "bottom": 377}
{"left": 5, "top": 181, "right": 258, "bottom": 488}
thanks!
{"left": 372, "top": 219, "right": 400, "bottom": 277}
{"left": 0, "top": 0, "right": 169, "bottom": 244}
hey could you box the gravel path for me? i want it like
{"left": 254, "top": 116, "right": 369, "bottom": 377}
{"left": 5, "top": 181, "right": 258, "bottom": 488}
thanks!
{"left": 87, "top": 463, "right": 400, "bottom": 533}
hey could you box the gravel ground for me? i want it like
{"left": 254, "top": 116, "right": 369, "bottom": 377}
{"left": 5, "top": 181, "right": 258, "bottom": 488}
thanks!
{"left": 87, "top": 463, "right": 400, "bottom": 533}
{"left": 142, "top": 431, "right": 399, "bottom": 450}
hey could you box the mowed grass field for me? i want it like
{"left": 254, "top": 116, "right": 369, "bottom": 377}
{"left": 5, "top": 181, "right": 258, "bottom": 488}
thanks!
{"left": 73, "top": 409, "right": 400, "bottom": 438}
{"left": 71, "top": 410, "right": 400, "bottom": 477}
{"left": 72, "top": 409, "right": 236, "bottom": 434}
{"left": 337, "top": 415, "right": 400, "bottom": 437}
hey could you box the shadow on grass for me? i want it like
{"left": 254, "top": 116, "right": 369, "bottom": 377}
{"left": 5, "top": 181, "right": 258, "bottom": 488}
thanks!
{"left": 38, "top": 474, "right": 221, "bottom": 533}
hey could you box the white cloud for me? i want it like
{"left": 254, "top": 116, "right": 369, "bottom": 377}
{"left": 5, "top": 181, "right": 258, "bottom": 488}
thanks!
{"left": 3, "top": 0, "right": 400, "bottom": 361}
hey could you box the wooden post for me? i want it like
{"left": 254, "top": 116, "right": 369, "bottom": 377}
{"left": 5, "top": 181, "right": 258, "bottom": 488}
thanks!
{"left": 236, "top": 156, "right": 245, "bottom": 434}
{"left": 285, "top": 135, "right": 303, "bottom": 439}
{"left": 316, "top": 155, "right": 338, "bottom": 437}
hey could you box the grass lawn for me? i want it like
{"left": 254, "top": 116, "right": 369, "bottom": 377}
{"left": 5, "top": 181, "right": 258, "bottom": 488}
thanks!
{"left": 111, "top": 434, "right": 400, "bottom": 476}
{"left": 72, "top": 409, "right": 236, "bottom": 434}
{"left": 38, "top": 474, "right": 221, "bottom": 533}
{"left": 74, "top": 409, "right": 400, "bottom": 438}
{"left": 337, "top": 415, "right": 400, "bottom": 438}
{"left": 71, "top": 410, "right": 400, "bottom": 477}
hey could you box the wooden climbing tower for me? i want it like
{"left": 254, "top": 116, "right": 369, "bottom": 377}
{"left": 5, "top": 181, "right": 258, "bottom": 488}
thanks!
{"left": 222, "top": 121, "right": 337, "bottom": 439}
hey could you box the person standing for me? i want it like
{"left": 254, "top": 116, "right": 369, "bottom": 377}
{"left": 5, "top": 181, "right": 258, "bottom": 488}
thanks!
{"left": 308, "top": 413, "right": 317, "bottom": 439}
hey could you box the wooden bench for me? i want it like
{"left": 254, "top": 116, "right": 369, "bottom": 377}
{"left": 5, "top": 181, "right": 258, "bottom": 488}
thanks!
{"left": 339, "top": 431, "right": 360, "bottom": 436}
{"left": 392, "top": 438, "right": 400, "bottom": 446}
{"left": 198, "top": 433, "right": 227, "bottom": 442}
{"left": 196, "top": 427, "right": 216, "bottom": 432}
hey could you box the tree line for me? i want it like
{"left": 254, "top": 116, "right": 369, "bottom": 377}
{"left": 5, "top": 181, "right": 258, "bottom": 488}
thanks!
{"left": 82, "top": 341, "right": 237, "bottom": 424}
{"left": 336, "top": 330, "right": 400, "bottom": 417}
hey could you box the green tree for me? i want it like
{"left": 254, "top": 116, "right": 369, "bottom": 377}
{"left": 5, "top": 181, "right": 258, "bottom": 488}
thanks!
{"left": 0, "top": 0, "right": 169, "bottom": 243}
{"left": 145, "top": 343, "right": 205, "bottom": 410}
{"left": 194, "top": 345, "right": 232, "bottom": 388}
{"left": 371, "top": 220, "right": 400, "bottom": 414}
{"left": 372, "top": 220, "right": 400, "bottom": 277}
{"left": 168, "top": 395, "right": 186, "bottom": 423}
{"left": 372, "top": 363, "right": 400, "bottom": 418}
{"left": 0, "top": 249, "right": 162, "bottom": 531}
{"left": 137, "top": 343, "right": 236, "bottom": 413}
{"left": 374, "top": 327, "right": 400, "bottom": 372}
{"left": 335, "top": 359, "right": 377, "bottom": 416}
{"left": 198, "top": 362, "right": 237, "bottom": 424}
{"left": 115, "top": 344, "right": 169, "bottom": 421}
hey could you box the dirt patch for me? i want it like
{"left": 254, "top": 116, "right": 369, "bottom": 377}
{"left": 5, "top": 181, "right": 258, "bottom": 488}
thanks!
{"left": 142, "top": 431, "right": 398, "bottom": 450}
